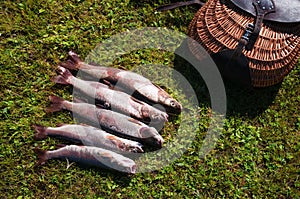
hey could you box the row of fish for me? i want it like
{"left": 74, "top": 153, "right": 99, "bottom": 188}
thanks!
{"left": 34, "top": 51, "right": 182, "bottom": 174}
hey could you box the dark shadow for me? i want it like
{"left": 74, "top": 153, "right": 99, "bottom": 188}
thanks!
{"left": 76, "top": 164, "right": 134, "bottom": 186}
{"left": 33, "top": 159, "right": 133, "bottom": 187}
{"left": 173, "top": 38, "right": 281, "bottom": 118}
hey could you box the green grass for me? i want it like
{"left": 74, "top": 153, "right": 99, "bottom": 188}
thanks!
{"left": 1, "top": 0, "right": 299, "bottom": 198}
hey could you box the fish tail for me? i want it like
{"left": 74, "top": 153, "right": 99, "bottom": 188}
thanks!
{"left": 52, "top": 65, "right": 74, "bottom": 85}
{"left": 56, "top": 143, "right": 67, "bottom": 149}
{"left": 56, "top": 123, "right": 67, "bottom": 127}
{"left": 60, "top": 59, "right": 78, "bottom": 70}
{"left": 68, "top": 51, "right": 82, "bottom": 64}
{"left": 46, "top": 95, "right": 66, "bottom": 113}
{"left": 57, "top": 65, "right": 74, "bottom": 80}
{"left": 34, "top": 148, "right": 48, "bottom": 166}
{"left": 32, "top": 124, "right": 48, "bottom": 140}
{"left": 59, "top": 51, "right": 82, "bottom": 70}
{"left": 51, "top": 75, "right": 70, "bottom": 85}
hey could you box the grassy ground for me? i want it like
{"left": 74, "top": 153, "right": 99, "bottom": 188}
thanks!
{"left": 1, "top": 0, "right": 299, "bottom": 198}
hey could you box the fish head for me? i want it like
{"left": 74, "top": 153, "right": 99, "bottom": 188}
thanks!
{"left": 115, "top": 155, "right": 136, "bottom": 174}
{"left": 115, "top": 157, "right": 137, "bottom": 174}
{"left": 140, "top": 127, "right": 164, "bottom": 148}
{"left": 141, "top": 105, "right": 168, "bottom": 123}
{"left": 129, "top": 164, "right": 137, "bottom": 174}
{"left": 157, "top": 89, "right": 182, "bottom": 113}
{"left": 99, "top": 151, "right": 137, "bottom": 174}
{"left": 127, "top": 160, "right": 137, "bottom": 174}
{"left": 149, "top": 111, "right": 169, "bottom": 123}
{"left": 127, "top": 142, "right": 144, "bottom": 153}
{"left": 165, "top": 98, "right": 182, "bottom": 114}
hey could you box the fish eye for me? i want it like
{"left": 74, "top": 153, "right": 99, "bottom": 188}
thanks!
{"left": 170, "top": 100, "right": 177, "bottom": 107}
{"left": 103, "top": 102, "right": 110, "bottom": 108}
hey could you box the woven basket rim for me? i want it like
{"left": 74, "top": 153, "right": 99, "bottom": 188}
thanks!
{"left": 187, "top": 0, "right": 300, "bottom": 87}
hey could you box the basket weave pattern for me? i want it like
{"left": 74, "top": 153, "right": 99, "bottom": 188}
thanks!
{"left": 188, "top": 0, "right": 300, "bottom": 87}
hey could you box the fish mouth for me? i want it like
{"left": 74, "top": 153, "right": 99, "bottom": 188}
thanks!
{"left": 163, "top": 98, "right": 182, "bottom": 114}
{"left": 130, "top": 165, "right": 137, "bottom": 174}
{"left": 153, "top": 135, "right": 164, "bottom": 148}
{"left": 139, "top": 127, "right": 164, "bottom": 148}
{"left": 142, "top": 134, "right": 164, "bottom": 148}
{"left": 150, "top": 113, "right": 168, "bottom": 123}
{"left": 170, "top": 101, "right": 182, "bottom": 113}
{"left": 129, "top": 145, "right": 144, "bottom": 153}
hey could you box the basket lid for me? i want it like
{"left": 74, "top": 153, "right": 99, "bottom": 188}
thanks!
{"left": 230, "top": 0, "right": 300, "bottom": 23}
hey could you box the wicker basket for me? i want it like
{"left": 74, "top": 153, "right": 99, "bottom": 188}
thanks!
{"left": 187, "top": 0, "right": 300, "bottom": 87}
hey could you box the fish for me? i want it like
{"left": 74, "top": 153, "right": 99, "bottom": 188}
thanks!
{"left": 51, "top": 66, "right": 168, "bottom": 124}
{"left": 46, "top": 95, "right": 164, "bottom": 148}
{"left": 60, "top": 51, "right": 182, "bottom": 114}
{"left": 34, "top": 145, "right": 136, "bottom": 174}
{"left": 33, "top": 124, "right": 144, "bottom": 153}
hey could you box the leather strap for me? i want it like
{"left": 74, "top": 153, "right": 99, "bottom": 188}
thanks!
{"left": 246, "top": 0, "right": 275, "bottom": 50}
{"left": 230, "top": 0, "right": 300, "bottom": 23}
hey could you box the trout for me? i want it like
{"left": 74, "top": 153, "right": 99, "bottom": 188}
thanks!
{"left": 33, "top": 124, "right": 144, "bottom": 153}
{"left": 34, "top": 145, "right": 136, "bottom": 173}
{"left": 51, "top": 66, "right": 168, "bottom": 124}
{"left": 60, "top": 51, "right": 182, "bottom": 114}
{"left": 46, "top": 95, "right": 164, "bottom": 148}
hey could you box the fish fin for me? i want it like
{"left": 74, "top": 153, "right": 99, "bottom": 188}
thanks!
{"left": 78, "top": 123, "right": 89, "bottom": 127}
{"left": 95, "top": 103, "right": 105, "bottom": 109}
{"left": 153, "top": 83, "right": 167, "bottom": 92}
{"left": 59, "top": 50, "right": 83, "bottom": 70}
{"left": 56, "top": 123, "right": 67, "bottom": 127}
{"left": 128, "top": 118, "right": 143, "bottom": 126}
{"left": 56, "top": 144, "right": 67, "bottom": 149}
{"left": 106, "top": 135, "right": 121, "bottom": 145}
{"left": 51, "top": 75, "right": 70, "bottom": 85}
{"left": 101, "top": 79, "right": 126, "bottom": 92}
{"left": 32, "top": 124, "right": 48, "bottom": 140}
{"left": 68, "top": 51, "right": 83, "bottom": 65}
{"left": 96, "top": 102, "right": 110, "bottom": 109}
{"left": 159, "top": 85, "right": 167, "bottom": 90}
{"left": 34, "top": 148, "right": 48, "bottom": 166}
{"left": 59, "top": 59, "right": 78, "bottom": 70}
{"left": 56, "top": 65, "right": 74, "bottom": 81}
{"left": 117, "top": 66, "right": 127, "bottom": 70}
{"left": 101, "top": 152, "right": 113, "bottom": 159}
{"left": 45, "top": 95, "right": 65, "bottom": 113}
{"left": 130, "top": 96, "right": 146, "bottom": 105}
{"left": 102, "top": 79, "right": 115, "bottom": 89}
